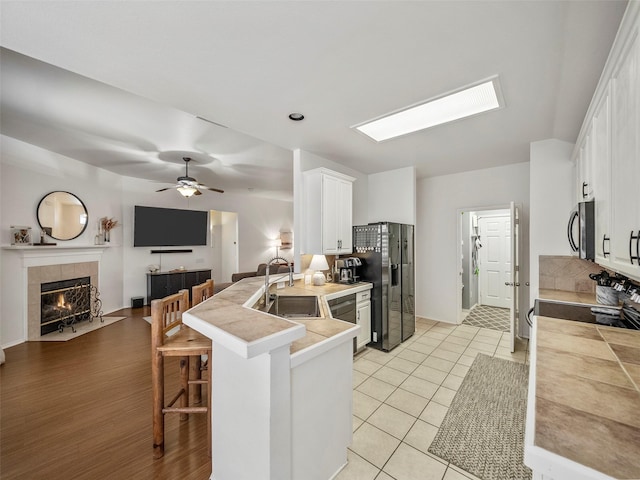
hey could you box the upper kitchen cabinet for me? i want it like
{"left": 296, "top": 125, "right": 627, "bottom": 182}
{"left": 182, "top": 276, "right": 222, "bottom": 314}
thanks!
{"left": 303, "top": 168, "right": 355, "bottom": 255}
{"left": 576, "top": 131, "right": 594, "bottom": 203}
{"left": 592, "top": 87, "right": 612, "bottom": 266}
{"left": 610, "top": 29, "right": 640, "bottom": 277}
{"left": 573, "top": 3, "right": 640, "bottom": 280}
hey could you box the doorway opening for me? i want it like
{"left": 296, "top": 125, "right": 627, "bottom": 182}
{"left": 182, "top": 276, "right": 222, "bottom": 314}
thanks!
{"left": 210, "top": 210, "right": 239, "bottom": 284}
{"left": 458, "top": 207, "right": 511, "bottom": 331}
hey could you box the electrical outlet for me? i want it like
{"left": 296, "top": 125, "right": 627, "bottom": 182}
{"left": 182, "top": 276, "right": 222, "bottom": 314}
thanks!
{"left": 195, "top": 258, "right": 205, "bottom": 264}
{"left": 373, "top": 332, "right": 378, "bottom": 342}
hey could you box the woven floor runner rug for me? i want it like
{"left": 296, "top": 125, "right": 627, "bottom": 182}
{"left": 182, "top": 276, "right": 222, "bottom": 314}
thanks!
{"left": 428, "top": 354, "right": 531, "bottom": 480}
{"left": 463, "top": 305, "right": 510, "bottom": 332}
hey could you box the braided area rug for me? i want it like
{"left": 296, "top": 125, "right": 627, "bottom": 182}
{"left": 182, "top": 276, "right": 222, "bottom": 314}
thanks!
{"left": 428, "top": 354, "right": 531, "bottom": 480}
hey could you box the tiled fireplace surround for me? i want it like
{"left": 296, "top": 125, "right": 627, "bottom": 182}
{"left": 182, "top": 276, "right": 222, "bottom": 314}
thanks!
{"left": 4, "top": 246, "right": 105, "bottom": 341}
{"left": 28, "top": 262, "right": 98, "bottom": 340}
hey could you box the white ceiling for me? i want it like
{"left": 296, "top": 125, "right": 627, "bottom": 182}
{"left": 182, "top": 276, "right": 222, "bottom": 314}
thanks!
{"left": 0, "top": 1, "right": 628, "bottom": 200}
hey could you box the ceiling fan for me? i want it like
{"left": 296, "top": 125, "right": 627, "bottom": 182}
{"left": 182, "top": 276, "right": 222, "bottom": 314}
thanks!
{"left": 156, "top": 157, "right": 224, "bottom": 197}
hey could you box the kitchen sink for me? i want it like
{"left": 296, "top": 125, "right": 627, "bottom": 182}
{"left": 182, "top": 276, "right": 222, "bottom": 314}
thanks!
{"left": 267, "top": 295, "right": 320, "bottom": 318}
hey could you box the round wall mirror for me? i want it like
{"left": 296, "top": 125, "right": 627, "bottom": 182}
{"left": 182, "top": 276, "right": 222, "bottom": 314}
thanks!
{"left": 37, "top": 191, "right": 88, "bottom": 241}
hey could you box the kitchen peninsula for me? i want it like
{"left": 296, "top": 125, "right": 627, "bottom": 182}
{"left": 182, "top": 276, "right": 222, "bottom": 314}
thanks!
{"left": 183, "top": 276, "right": 372, "bottom": 480}
{"left": 525, "top": 315, "right": 640, "bottom": 480}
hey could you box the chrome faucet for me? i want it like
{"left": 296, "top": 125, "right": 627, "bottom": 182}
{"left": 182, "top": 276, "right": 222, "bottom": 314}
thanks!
{"left": 264, "top": 256, "right": 294, "bottom": 308}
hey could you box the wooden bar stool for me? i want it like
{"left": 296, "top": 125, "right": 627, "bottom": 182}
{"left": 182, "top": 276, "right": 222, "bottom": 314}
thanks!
{"left": 151, "top": 290, "right": 211, "bottom": 459}
{"left": 189, "top": 279, "right": 214, "bottom": 404}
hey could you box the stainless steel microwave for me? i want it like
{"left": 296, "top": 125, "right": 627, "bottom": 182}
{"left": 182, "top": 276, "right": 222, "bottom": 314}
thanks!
{"left": 568, "top": 201, "right": 595, "bottom": 260}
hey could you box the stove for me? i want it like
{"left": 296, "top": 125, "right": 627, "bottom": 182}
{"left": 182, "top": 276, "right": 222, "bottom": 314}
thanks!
{"left": 533, "top": 299, "right": 640, "bottom": 330}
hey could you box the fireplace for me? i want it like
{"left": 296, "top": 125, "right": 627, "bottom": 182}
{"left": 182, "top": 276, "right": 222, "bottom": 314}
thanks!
{"left": 40, "top": 277, "right": 92, "bottom": 335}
{"left": 2, "top": 246, "right": 106, "bottom": 342}
{"left": 27, "top": 254, "right": 102, "bottom": 340}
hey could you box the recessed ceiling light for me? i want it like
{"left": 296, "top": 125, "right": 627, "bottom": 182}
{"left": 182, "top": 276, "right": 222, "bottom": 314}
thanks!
{"left": 288, "top": 113, "right": 305, "bottom": 121}
{"left": 353, "top": 76, "right": 504, "bottom": 142}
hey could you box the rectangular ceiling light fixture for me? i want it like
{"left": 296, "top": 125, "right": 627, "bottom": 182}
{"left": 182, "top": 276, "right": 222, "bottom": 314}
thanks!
{"left": 353, "top": 76, "right": 504, "bottom": 142}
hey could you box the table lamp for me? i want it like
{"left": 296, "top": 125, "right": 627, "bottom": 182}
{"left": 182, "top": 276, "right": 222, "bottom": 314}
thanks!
{"left": 309, "top": 254, "right": 329, "bottom": 286}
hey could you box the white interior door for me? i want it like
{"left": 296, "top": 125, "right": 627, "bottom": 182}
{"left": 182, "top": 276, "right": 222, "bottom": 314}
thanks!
{"left": 508, "top": 202, "right": 520, "bottom": 353}
{"left": 478, "top": 214, "right": 511, "bottom": 309}
{"left": 220, "top": 211, "right": 239, "bottom": 282}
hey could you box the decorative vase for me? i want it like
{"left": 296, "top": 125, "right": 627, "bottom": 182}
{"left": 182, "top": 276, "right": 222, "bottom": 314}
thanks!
{"left": 105, "top": 229, "right": 110, "bottom": 243}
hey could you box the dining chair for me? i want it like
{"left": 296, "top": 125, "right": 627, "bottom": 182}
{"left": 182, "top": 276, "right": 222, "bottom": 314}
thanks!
{"left": 151, "top": 289, "right": 211, "bottom": 459}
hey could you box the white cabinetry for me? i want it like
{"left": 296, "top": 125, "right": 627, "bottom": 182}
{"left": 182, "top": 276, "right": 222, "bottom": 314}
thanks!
{"left": 303, "top": 168, "right": 355, "bottom": 255}
{"left": 576, "top": 132, "right": 594, "bottom": 202}
{"left": 592, "top": 88, "right": 612, "bottom": 266}
{"left": 574, "top": 3, "right": 640, "bottom": 281}
{"left": 355, "top": 290, "right": 371, "bottom": 351}
{"left": 609, "top": 30, "right": 640, "bottom": 277}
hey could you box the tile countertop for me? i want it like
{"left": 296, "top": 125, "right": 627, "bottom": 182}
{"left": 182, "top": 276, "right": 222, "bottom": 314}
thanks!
{"left": 184, "top": 276, "right": 372, "bottom": 358}
{"left": 526, "top": 316, "right": 640, "bottom": 480}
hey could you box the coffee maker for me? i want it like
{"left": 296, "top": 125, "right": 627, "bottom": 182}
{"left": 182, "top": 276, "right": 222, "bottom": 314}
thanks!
{"left": 335, "top": 257, "right": 361, "bottom": 284}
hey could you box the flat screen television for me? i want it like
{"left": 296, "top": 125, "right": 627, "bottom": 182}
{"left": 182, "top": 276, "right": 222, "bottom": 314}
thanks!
{"left": 134, "top": 206, "right": 208, "bottom": 247}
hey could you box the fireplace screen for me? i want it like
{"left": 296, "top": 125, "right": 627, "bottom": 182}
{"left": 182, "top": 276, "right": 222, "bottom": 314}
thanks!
{"left": 40, "top": 277, "right": 103, "bottom": 335}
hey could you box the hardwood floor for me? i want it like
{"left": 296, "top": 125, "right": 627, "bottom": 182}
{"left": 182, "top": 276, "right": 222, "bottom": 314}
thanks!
{"left": 0, "top": 307, "right": 211, "bottom": 480}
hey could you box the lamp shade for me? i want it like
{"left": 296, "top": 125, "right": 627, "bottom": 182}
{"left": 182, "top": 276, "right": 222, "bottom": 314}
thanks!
{"left": 177, "top": 185, "right": 197, "bottom": 197}
{"left": 309, "top": 254, "right": 329, "bottom": 271}
{"left": 309, "top": 255, "right": 329, "bottom": 286}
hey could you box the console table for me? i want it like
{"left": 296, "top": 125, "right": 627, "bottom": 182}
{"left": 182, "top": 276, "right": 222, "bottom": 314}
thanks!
{"left": 146, "top": 269, "right": 212, "bottom": 305}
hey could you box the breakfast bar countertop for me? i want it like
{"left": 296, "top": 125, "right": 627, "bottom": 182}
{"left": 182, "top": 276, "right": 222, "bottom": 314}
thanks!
{"left": 525, "top": 315, "right": 640, "bottom": 480}
{"left": 183, "top": 276, "right": 371, "bottom": 359}
{"left": 181, "top": 276, "right": 373, "bottom": 479}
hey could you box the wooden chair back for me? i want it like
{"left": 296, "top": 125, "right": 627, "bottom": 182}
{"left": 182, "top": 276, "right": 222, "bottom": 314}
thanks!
{"left": 192, "top": 279, "right": 214, "bottom": 306}
{"left": 151, "top": 289, "right": 189, "bottom": 348}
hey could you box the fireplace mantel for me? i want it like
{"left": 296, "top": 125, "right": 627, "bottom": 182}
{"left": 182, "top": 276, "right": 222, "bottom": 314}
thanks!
{"left": 2, "top": 245, "right": 107, "bottom": 267}
{"left": 3, "top": 245, "right": 108, "bottom": 250}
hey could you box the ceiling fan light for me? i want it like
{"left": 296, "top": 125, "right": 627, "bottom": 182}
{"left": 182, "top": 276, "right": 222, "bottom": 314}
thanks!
{"left": 177, "top": 185, "right": 197, "bottom": 197}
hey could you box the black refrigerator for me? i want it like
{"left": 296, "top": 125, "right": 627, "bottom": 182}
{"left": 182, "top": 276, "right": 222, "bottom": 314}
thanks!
{"left": 353, "top": 222, "right": 415, "bottom": 351}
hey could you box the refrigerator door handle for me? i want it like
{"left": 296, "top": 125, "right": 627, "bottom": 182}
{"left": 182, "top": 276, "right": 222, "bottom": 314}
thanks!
{"left": 391, "top": 264, "right": 399, "bottom": 286}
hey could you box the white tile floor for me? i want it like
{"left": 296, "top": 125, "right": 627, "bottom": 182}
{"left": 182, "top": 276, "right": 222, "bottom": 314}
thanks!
{"left": 337, "top": 317, "right": 530, "bottom": 480}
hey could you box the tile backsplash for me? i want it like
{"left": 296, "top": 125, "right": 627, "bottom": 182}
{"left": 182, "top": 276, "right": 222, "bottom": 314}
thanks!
{"left": 539, "top": 255, "right": 609, "bottom": 293}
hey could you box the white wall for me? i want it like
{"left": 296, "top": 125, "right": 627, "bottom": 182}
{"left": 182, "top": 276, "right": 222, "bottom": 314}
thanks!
{"left": 367, "top": 166, "right": 416, "bottom": 225}
{"left": 416, "top": 162, "right": 530, "bottom": 329}
{"left": 1, "top": 136, "right": 293, "bottom": 346}
{"left": 529, "top": 139, "right": 575, "bottom": 306}
{"left": 0, "top": 142, "right": 4, "bottom": 359}
{"left": 119, "top": 175, "right": 293, "bottom": 303}
{"left": 1, "top": 136, "right": 125, "bottom": 346}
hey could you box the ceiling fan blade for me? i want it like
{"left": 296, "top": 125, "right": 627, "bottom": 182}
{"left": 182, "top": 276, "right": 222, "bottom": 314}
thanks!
{"left": 155, "top": 187, "right": 174, "bottom": 192}
{"left": 201, "top": 186, "right": 225, "bottom": 194}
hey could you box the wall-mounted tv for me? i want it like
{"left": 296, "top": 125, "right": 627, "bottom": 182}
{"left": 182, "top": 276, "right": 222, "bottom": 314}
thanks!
{"left": 134, "top": 206, "right": 208, "bottom": 247}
